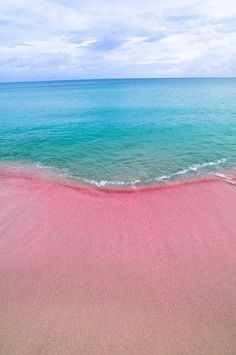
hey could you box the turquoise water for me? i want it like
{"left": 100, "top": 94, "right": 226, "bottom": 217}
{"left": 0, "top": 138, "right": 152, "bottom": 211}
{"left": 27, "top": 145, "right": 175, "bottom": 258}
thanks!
{"left": 0, "top": 78, "right": 236, "bottom": 186}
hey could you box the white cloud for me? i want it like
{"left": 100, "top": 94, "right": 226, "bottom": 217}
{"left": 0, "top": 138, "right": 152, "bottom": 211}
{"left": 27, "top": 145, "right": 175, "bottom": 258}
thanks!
{"left": 0, "top": 0, "right": 236, "bottom": 81}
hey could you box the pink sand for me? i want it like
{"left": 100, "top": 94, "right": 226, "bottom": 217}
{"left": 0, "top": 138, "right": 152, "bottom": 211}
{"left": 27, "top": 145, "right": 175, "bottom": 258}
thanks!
{"left": 0, "top": 166, "right": 236, "bottom": 354}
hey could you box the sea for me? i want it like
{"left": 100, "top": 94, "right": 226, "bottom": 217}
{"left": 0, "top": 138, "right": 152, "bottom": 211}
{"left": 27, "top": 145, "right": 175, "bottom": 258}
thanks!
{"left": 0, "top": 78, "right": 236, "bottom": 187}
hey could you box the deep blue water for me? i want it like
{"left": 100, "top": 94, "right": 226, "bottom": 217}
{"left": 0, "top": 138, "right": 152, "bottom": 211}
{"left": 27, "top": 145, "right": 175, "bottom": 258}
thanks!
{"left": 0, "top": 78, "right": 236, "bottom": 186}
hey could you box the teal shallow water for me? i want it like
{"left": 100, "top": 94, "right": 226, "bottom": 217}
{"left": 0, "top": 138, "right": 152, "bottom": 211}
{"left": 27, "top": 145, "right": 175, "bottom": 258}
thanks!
{"left": 0, "top": 78, "right": 236, "bottom": 186}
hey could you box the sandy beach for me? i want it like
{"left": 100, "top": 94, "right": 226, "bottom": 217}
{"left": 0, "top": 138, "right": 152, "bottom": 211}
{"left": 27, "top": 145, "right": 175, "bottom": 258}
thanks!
{"left": 0, "top": 166, "right": 236, "bottom": 354}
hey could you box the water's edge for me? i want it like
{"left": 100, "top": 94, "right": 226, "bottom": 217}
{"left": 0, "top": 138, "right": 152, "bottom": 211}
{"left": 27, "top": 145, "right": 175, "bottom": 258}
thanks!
{"left": 1, "top": 161, "right": 236, "bottom": 193}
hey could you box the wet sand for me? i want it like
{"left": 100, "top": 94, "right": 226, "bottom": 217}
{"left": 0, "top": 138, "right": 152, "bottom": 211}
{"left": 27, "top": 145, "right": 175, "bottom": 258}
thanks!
{"left": 0, "top": 166, "right": 236, "bottom": 354}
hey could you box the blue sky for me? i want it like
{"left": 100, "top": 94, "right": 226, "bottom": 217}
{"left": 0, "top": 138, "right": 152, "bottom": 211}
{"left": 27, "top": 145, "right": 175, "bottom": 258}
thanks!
{"left": 1, "top": 0, "right": 236, "bottom": 82}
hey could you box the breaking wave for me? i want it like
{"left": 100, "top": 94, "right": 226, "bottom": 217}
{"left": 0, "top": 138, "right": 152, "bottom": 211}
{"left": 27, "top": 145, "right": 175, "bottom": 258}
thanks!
{"left": 0, "top": 158, "right": 229, "bottom": 188}
{"left": 76, "top": 158, "right": 228, "bottom": 187}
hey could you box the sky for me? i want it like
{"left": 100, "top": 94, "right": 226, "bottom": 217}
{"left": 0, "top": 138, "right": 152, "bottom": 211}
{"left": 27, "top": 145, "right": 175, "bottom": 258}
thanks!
{"left": 1, "top": 0, "right": 236, "bottom": 82}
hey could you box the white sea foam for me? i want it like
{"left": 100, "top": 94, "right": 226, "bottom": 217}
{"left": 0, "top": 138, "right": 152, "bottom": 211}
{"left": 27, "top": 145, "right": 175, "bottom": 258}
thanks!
{"left": 151, "top": 158, "right": 228, "bottom": 184}
{"left": 1, "top": 158, "right": 228, "bottom": 188}
{"left": 79, "top": 158, "right": 228, "bottom": 187}
{"left": 214, "top": 172, "right": 236, "bottom": 185}
{"left": 82, "top": 178, "right": 141, "bottom": 187}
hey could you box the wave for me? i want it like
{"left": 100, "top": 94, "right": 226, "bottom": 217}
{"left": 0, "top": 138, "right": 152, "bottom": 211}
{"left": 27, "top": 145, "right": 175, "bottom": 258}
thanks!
{"left": 74, "top": 158, "right": 228, "bottom": 187}
{"left": 0, "top": 158, "right": 229, "bottom": 188}
{"left": 214, "top": 172, "right": 236, "bottom": 185}
{"left": 153, "top": 158, "right": 227, "bottom": 182}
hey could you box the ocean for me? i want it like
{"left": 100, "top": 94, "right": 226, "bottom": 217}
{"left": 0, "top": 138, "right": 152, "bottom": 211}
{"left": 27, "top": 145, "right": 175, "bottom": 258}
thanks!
{"left": 0, "top": 78, "right": 236, "bottom": 187}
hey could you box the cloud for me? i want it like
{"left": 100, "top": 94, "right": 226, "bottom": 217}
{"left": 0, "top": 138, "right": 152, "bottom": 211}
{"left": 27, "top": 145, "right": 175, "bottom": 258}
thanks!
{"left": 0, "top": 0, "right": 236, "bottom": 81}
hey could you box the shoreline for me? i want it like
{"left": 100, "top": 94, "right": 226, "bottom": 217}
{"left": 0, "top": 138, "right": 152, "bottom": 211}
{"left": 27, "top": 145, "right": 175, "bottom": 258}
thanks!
{"left": 0, "top": 161, "right": 235, "bottom": 193}
{"left": 0, "top": 162, "right": 236, "bottom": 354}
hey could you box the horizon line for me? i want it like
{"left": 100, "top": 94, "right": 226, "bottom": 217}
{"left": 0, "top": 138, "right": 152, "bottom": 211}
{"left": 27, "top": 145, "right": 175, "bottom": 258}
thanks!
{"left": 1, "top": 76, "right": 236, "bottom": 85}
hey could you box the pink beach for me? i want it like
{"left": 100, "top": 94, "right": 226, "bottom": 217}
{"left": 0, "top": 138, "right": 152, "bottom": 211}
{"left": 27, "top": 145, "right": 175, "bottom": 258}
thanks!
{"left": 0, "top": 166, "right": 236, "bottom": 354}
